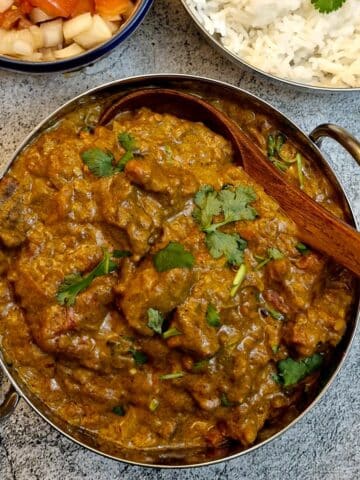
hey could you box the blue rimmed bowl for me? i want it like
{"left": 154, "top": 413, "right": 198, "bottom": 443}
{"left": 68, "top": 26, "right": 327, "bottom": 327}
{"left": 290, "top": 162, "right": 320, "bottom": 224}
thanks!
{"left": 0, "top": 0, "right": 153, "bottom": 74}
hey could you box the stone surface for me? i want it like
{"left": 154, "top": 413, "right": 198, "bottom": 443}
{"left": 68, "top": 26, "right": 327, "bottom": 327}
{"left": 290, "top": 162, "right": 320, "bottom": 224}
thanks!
{"left": 0, "top": 1, "right": 359, "bottom": 479}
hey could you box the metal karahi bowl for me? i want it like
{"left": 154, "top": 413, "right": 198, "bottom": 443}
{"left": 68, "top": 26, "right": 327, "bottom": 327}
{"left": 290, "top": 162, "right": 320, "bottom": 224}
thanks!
{"left": 0, "top": 0, "right": 153, "bottom": 74}
{"left": 0, "top": 75, "right": 359, "bottom": 468}
{"left": 181, "top": 2, "right": 360, "bottom": 93}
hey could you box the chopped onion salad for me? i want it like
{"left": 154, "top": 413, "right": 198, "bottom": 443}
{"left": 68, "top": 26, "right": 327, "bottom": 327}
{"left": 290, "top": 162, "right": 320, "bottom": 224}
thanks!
{"left": 0, "top": 0, "right": 136, "bottom": 61}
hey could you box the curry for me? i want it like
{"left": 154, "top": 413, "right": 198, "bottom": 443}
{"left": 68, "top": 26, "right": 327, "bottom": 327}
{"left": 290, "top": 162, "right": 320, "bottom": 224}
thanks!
{"left": 0, "top": 96, "right": 355, "bottom": 463}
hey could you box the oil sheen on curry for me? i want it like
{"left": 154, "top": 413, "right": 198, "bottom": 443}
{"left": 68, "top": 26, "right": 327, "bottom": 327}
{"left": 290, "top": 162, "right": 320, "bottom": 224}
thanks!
{"left": 0, "top": 96, "right": 355, "bottom": 463}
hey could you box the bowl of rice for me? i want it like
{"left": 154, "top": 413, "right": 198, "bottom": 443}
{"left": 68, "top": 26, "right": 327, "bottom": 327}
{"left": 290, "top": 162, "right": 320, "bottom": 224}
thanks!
{"left": 182, "top": 0, "right": 360, "bottom": 91}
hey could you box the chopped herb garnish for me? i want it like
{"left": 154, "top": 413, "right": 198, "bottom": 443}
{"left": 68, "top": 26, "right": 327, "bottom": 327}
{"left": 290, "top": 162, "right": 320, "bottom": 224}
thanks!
{"left": 311, "top": 0, "right": 346, "bottom": 14}
{"left": 80, "top": 132, "right": 138, "bottom": 177}
{"left": 117, "top": 132, "right": 139, "bottom": 171}
{"left": 255, "top": 247, "right": 284, "bottom": 270}
{"left": 271, "top": 345, "right": 280, "bottom": 354}
{"left": 205, "top": 231, "right": 247, "bottom": 266}
{"left": 153, "top": 242, "right": 195, "bottom": 272}
{"left": 220, "top": 393, "right": 238, "bottom": 407}
{"left": 296, "top": 242, "right": 310, "bottom": 255}
{"left": 267, "top": 307, "right": 285, "bottom": 321}
{"left": 192, "top": 358, "right": 211, "bottom": 371}
{"left": 267, "top": 133, "right": 301, "bottom": 172}
{"left": 81, "top": 148, "right": 117, "bottom": 177}
{"left": 273, "top": 159, "right": 289, "bottom": 172}
{"left": 193, "top": 185, "right": 222, "bottom": 230}
{"left": 194, "top": 185, "right": 257, "bottom": 233}
{"left": 267, "top": 135, "right": 276, "bottom": 158}
{"left": 112, "top": 405, "right": 126, "bottom": 416}
{"left": 147, "top": 308, "right": 164, "bottom": 334}
{"left": 112, "top": 249, "right": 132, "bottom": 258}
{"left": 193, "top": 185, "right": 256, "bottom": 266}
{"left": 230, "top": 263, "right": 247, "bottom": 297}
{"left": 163, "top": 327, "right": 182, "bottom": 339}
{"left": 56, "top": 249, "right": 117, "bottom": 306}
{"left": 296, "top": 153, "right": 304, "bottom": 190}
{"left": 276, "top": 353, "right": 323, "bottom": 387}
{"left": 80, "top": 125, "right": 95, "bottom": 134}
{"left": 160, "top": 372, "right": 185, "bottom": 380}
{"left": 206, "top": 304, "right": 221, "bottom": 328}
{"left": 129, "top": 348, "right": 148, "bottom": 365}
{"left": 149, "top": 398, "right": 159, "bottom": 412}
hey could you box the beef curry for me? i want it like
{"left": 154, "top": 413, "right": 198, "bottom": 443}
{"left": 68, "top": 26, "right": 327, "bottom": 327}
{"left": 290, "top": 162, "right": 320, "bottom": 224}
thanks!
{"left": 0, "top": 96, "right": 355, "bottom": 463}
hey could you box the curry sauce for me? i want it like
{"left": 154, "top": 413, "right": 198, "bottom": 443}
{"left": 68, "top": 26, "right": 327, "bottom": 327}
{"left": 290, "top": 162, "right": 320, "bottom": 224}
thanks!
{"left": 0, "top": 100, "right": 355, "bottom": 463}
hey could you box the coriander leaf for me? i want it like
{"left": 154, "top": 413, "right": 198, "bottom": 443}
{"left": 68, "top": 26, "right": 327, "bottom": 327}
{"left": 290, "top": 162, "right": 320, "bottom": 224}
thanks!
{"left": 81, "top": 148, "right": 116, "bottom": 177}
{"left": 153, "top": 242, "right": 195, "bottom": 272}
{"left": 193, "top": 185, "right": 222, "bottom": 230}
{"left": 277, "top": 353, "right": 323, "bottom": 387}
{"left": 112, "top": 405, "right": 126, "bottom": 416}
{"left": 117, "top": 132, "right": 138, "bottom": 171}
{"left": 311, "top": 0, "right": 346, "bottom": 14}
{"left": 217, "top": 185, "right": 257, "bottom": 224}
{"left": 129, "top": 348, "right": 148, "bottom": 365}
{"left": 118, "top": 132, "right": 137, "bottom": 151}
{"left": 147, "top": 308, "right": 164, "bottom": 334}
{"left": 163, "top": 327, "right": 182, "bottom": 339}
{"left": 206, "top": 304, "right": 221, "bottom": 328}
{"left": 193, "top": 184, "right": 257, "bottom": 232}
{"left": 112, "top": 250, "right": 132, "bottom": 258}
{"left": 56, "top": 250, "right": 117, "bottom": 306}
{"left": 296, "top": 242, "right": 310, "bottom": 255}
{"left": 205, "top": 231, "right": 247, "bottom": 266}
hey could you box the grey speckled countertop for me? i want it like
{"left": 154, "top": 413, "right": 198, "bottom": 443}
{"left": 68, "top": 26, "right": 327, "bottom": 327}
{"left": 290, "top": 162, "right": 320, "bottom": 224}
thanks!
{"left": 0, "top": 1, "right": 359, "bottom": 479}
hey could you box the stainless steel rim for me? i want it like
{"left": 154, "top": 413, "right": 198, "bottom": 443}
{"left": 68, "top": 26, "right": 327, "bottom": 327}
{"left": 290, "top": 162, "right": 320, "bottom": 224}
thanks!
{"left": 0, "top": 74, "right": 359, "bottom": 469}
{"left": 181, "top": 2, "right": 360, "bottom": 94}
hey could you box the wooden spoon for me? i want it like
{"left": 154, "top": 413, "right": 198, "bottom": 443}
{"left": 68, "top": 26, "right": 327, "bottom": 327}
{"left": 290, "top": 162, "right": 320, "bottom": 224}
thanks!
{"left": 100, "top": 88, "right": 360, "bottom": 277}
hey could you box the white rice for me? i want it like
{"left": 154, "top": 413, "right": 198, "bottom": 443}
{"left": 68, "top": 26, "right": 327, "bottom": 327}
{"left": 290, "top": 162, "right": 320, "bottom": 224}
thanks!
{"left": 185, "top": 0, "right": 360, "bottom": 88}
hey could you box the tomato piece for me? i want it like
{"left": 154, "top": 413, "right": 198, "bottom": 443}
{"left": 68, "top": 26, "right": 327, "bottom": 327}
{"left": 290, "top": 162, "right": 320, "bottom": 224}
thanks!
{"left": 18, "top": 0, "right": 33, "bottom": 14}
{"left": 29, "top": 0, "right": 78, "bottom": 17}
{"left": 72, "top": 0, "right": 94, "bottom": 16}
{"left": 95, "top": 0, "right": 133, "bottom": 17}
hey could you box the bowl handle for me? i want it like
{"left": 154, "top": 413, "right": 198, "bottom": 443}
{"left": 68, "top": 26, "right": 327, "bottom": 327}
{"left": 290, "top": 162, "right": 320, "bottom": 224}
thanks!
{"left": 0, "top": 368, "right": 19, "bottom": 421}
{"left": 310, "top": 123, "right": 360, "bottom": 166}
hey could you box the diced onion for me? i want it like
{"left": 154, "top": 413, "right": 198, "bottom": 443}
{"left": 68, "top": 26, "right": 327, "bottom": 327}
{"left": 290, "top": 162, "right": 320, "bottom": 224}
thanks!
{"left": 63, "top": 13, "right": 92, "bottom": 41}
{"left": 0, "top": 0, "right": 12, "bottom": 14}
{"left": 74, "top": 14, "right": 112, "bottom": 49}
{"left": 40, "top": 19, "right": 63, "bottom": 48}
{"left": 29, "top": 7, "right": 54, "bottom": 24}
{"left": 40, "top": 47, "right": 55, "bottom": 61}
{"left": 0, "top": 29, "right": 33, "bottom": 56}
{"left": 54, "top": 43, "right": 84, "bottom": 59}
{"left": 21, "top": 52, "right": 43, "bottom": 62}
{"left": 29, "top": 25, "right": 44, "bottom": 50}
{"left": 105, "top": 21, "right": 120, "bottom": 34}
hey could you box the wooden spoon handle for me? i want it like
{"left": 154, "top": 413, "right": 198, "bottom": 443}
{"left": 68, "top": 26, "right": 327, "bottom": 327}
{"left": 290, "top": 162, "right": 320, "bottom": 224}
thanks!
{"left": 237, "top": 137, "right": 360, "bottom": 276}
{"left": 100, "top": 87, "right": 360, "bottom": 276}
